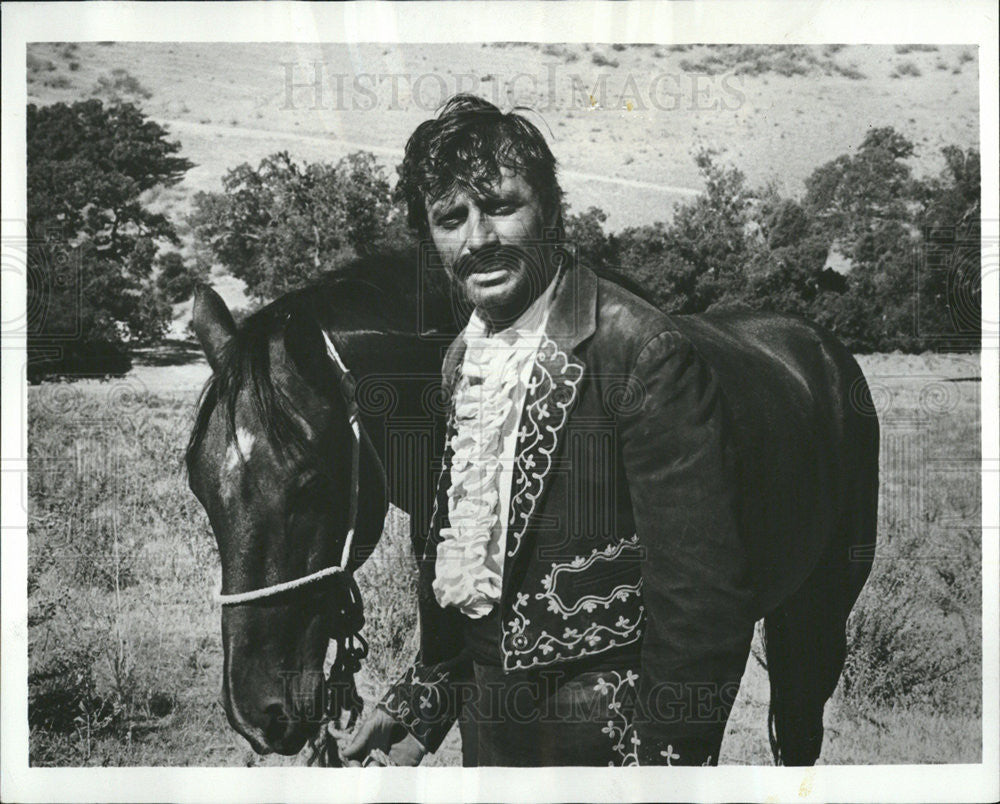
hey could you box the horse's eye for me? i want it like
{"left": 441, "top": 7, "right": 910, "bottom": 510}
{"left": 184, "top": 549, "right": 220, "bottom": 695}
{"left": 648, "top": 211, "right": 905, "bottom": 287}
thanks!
{"left": 293, "top": 473, "right": 319, "bottom": 492}
{"left": 288, "top": 471, "right": 333, "bottom": 508}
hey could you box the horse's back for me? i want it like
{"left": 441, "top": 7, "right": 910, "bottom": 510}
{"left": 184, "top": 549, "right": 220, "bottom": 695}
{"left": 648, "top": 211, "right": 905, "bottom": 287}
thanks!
{"left": 673, "top": 311, "right": 879, "bottom": 613}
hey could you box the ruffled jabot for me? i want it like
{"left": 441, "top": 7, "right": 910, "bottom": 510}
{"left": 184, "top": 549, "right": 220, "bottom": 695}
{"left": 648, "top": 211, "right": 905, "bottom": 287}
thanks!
{"left": 432, "top": 275, "right": 559, "bottom": 619}
{"left": 432, "top": 334, "right": 524, "bottom": 618}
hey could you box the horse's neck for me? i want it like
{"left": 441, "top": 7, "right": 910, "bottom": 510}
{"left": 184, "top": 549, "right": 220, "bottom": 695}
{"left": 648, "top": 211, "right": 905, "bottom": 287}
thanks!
{"left": 347, "top": 330, "right": 453, "bottom": 517}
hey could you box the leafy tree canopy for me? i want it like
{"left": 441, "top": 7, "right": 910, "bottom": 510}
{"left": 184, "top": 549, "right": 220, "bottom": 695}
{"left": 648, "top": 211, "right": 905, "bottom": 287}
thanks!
{"left": 563, "top": 129, "right": 979, "bottom": 352}
{"left": 27, "top": 100, "right": 194, "bottom": 380}
{"left": 189, "top": 151, "right": 412, "bottom": 301}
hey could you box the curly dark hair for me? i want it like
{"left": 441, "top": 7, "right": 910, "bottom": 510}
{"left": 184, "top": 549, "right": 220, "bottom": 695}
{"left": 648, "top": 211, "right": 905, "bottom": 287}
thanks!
{"left": 396, "top": 94, "right": 562, "bottom": 236}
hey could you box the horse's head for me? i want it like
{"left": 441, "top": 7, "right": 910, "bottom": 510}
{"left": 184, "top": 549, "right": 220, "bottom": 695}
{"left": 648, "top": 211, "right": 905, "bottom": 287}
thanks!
{"left": 185, "top": 286, "right": 387, "bottom": 755}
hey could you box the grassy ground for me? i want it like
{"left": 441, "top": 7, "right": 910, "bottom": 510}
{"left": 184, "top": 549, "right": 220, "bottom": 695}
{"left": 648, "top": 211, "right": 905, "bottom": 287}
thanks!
{"left": 26, "top": 353, "right": 981, "bottom": 766}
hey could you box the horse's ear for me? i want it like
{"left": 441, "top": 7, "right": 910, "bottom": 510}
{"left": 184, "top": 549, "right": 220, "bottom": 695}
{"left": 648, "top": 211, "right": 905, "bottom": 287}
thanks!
{"left": 192, "top": 285, "right": 236, "bottom": 372}
{"left": 284, "top": 314, "right": 333, "bottom": 388}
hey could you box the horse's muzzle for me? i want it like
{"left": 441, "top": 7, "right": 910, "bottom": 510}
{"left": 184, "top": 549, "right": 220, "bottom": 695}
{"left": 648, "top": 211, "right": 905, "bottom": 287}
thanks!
{"left": 223, "top": 690, "right": 313, "bottom": 756}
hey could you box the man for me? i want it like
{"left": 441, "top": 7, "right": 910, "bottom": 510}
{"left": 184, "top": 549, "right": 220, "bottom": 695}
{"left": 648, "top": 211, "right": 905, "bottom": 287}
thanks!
{"left": 343, "top": 94, "right": 757, "bottom": 766}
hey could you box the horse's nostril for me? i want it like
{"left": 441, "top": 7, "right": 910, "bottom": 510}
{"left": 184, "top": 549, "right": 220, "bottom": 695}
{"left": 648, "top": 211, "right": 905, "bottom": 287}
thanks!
{"left": 263, "top": 702, "right": 290, "bottom": 745}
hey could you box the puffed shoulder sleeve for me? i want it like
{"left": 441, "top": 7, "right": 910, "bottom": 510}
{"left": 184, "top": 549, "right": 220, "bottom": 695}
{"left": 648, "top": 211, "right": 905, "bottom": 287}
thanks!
{"left": 618, "top": 329, "right": 756, "bottom": 766}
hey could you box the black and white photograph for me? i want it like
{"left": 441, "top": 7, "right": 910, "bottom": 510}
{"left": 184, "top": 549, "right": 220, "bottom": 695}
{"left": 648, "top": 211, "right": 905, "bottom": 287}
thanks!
{"left": 2, "top": 2, "right": 997, "bottom": 802}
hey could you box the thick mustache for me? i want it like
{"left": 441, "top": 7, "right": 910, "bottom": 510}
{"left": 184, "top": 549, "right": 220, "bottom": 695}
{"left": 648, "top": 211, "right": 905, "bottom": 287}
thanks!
{"left": 455, "top": 245, "right": 526, "bottom": 280}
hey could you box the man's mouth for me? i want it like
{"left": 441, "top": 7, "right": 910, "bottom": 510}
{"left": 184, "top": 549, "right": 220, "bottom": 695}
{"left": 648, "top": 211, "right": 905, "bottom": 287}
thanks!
{"left": 456, "top": 246, "right": 522, "bottom": 282}
{"left": 465, "top": 266, "right": 511, "bottom": 286}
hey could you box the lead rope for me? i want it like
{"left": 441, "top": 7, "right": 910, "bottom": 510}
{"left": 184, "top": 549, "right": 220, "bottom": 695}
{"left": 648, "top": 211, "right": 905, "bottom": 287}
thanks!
{"left": 307, "top": 575, "right": 369, "bottom": 766}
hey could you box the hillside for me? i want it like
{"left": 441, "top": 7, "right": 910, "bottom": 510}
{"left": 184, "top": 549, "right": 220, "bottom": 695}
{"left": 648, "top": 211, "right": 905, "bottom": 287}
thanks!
{"left": 27, "top": 42, "right": 979, "bottom": 233}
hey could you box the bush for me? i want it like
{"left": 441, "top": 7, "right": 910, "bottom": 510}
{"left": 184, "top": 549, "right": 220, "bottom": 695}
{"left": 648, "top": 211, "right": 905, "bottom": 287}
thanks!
{"left": 842, "top": 524, "right": 979, "bottom": 712}
{"left": 541, "top": 44, "right": 578, "bottom": 62}
{"left": 891, "top": 61, "right": 922, "bottom": 78}
{"left": 563, "top": 205, "right": 617, "bottom": 270}
{"left": 44, "top": 75, "right": 72, "bottom": 89}
{"left": 677, "top": 44, "right": 860, "bottom": 79}
{"left": 29, "top": 647, "right": 112, "bottom": 735}
{"left": 27, "top": 53, "right": 56, "bottom": 72}
{"left": 92, "top": 68, "right": 152, "bottom": 102}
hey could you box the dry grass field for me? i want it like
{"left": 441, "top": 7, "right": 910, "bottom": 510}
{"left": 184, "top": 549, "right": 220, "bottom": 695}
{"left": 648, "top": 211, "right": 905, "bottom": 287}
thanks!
{"left": 26, "top": 351, "right": 982, "bottom": 766}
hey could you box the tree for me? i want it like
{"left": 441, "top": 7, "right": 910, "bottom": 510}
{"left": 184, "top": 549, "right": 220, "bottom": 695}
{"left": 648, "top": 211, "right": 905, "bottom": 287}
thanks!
{"left": 799, "top": 128, "right": 983, "bottom": 351}
{"left": 611, "top": 150, "right": 764, "bottom": 313}
{"left": 155, "top": 251, "right": 207, "bottom": 304}
{"left": 669, "top": 149, "right": 761, "bottom": 306}
{"left": 913, "top": 146, "right": 981, "bottom": 346}
{"left": 27, "top": 100, "right": 193, "bottom": 380}
{"left": 615, "top": 222, "right": 707, "bottom": 313}
{"left": 804, "top": 127, "right": 918, "bottom": 252}
{"left": 803, "top": 128, "right": 927, "bottom": 350}
{"left": 559, "top": 133, "right": 979, "bottom": 353}
{"left": 563, "top": 205, "right": 618, "bottom": 271}
{"left": 189, "top": 151, "right": 412, "bottom": 301}
{"left": 735, "top": 194, "right": 838, "bottom": 316}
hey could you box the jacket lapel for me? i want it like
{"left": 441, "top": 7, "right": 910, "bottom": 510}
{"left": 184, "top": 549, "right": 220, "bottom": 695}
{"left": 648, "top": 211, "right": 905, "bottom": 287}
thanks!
{"left": 503, "top": 265, "right": 597, "bottom": 576}
{"left": 422, "top": 359, "right": 460, "bottom": 564}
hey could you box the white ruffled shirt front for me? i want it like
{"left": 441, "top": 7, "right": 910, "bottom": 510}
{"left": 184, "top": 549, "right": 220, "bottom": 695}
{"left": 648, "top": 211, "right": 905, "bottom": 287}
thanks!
{"left": 432, "top": 276, "right": 558, "bottom": 618}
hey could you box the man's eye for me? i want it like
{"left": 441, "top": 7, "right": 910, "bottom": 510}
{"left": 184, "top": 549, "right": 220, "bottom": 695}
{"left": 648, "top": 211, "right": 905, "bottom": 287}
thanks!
{"left": 435, "top": 213, "right": 464, "bottom": 230}
{"left": 486, "top": 202, "right": 516, "bottom": 216}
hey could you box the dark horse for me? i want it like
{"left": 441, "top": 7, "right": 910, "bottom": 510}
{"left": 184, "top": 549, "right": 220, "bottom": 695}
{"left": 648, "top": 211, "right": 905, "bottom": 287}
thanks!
{"left": 186, "top": 251, "right": 879, "bottom": 764}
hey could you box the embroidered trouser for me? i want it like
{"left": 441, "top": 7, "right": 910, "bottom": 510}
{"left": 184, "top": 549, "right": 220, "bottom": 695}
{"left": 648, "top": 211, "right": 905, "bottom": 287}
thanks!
{"left": 456, "top": 661, "right": 641, "bottom": 767}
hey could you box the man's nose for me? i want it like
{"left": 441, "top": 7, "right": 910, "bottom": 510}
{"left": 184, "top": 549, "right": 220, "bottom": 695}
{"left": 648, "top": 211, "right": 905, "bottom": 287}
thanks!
{"left": 464, "top": 209, "right": 499, "bottom": 253}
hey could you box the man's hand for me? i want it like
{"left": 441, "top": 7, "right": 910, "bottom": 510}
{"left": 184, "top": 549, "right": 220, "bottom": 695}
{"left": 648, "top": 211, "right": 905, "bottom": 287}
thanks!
{"left": 339, "top": 707, "right": 427, "bottom": 766}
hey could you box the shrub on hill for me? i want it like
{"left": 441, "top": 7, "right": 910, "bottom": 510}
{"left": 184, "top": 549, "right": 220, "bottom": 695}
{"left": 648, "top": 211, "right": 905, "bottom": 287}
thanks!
{"left": 678, "top": 44, "right": 866, "bottom": 79}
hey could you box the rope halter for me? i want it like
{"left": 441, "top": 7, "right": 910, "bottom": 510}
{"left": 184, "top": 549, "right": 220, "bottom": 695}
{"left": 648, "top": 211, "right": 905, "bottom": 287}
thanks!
{"left": 214, "top": 328, "right": 386, "bottom": 605}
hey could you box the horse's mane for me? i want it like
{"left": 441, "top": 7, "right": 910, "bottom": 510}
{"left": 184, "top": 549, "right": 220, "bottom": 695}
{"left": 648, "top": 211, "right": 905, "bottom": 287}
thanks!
{"left": 185, "top": 250, "right": 655, "bottom": 467}
{"left": 185, "top": 249, "right": 454, "bottom": 467}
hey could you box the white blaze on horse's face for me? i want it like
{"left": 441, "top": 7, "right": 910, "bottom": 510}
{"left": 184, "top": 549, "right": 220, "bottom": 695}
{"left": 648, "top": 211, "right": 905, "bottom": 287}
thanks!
{"left": 221, "top": 427, "right": 256, "bottom": 499}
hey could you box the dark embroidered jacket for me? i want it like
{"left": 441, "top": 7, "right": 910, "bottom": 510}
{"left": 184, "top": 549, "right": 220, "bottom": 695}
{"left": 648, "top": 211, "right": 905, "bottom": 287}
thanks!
{"left": 378, "top": 264, "right": 757, "bottom": 765}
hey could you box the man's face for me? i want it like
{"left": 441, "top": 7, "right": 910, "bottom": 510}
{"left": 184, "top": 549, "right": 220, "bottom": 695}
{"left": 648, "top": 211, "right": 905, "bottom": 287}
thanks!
{"left": 426, "top": 168, "right": 557, "bottom": 326}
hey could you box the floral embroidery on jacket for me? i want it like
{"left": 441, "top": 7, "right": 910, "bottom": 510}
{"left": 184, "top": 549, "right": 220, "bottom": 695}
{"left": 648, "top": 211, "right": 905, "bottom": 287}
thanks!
{"left": 505, "top": 334, "right": 584, "bottom": 559}
{"left": 595, "top": 670, "right": 640, "bottom": 766}
{"left": 502, "top": 534, "right": 645, "bottom": 669}
{"left": 378, "top": 664, "right": 450, "bottom": 746}
{"left": 536, "top": 534, "right": 643, "bottom": 618}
